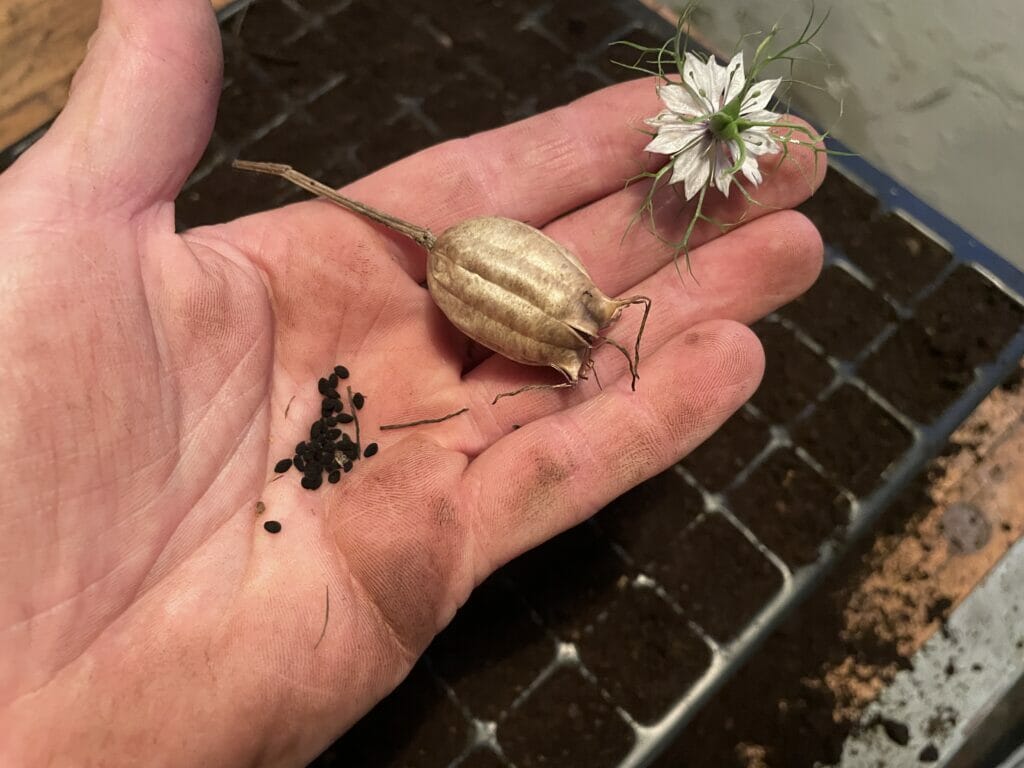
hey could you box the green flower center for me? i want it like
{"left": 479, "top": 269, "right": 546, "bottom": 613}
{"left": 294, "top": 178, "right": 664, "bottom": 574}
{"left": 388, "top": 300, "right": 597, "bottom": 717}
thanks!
{"left": 708, "top": 95, "right": 747, "bottom": 142}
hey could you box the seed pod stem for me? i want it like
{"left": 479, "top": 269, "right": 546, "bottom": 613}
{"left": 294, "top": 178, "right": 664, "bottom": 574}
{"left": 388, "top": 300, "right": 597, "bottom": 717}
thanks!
{"left": 232, "top": 160, "right": 437, "bottom": 250}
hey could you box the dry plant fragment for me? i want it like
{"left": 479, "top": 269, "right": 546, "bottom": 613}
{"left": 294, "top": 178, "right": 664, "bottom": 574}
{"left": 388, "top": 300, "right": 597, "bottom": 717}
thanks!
{"left": 234, "top": 161, "right": 651, "bottom": 403}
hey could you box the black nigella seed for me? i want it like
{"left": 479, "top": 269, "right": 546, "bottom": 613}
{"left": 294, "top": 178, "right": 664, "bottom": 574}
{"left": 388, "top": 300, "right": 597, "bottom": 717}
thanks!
{"left": 294, "top": 455, "right": 306, "bottom": 472}
{"left": 311, "top": 421, "right": 324, "bottom": 439}
{"left": 328, "top": 459, "right": 340, "bottom": 471}
{"left": 326, "top": 389, "right": 340, "bottom": 400}
{"left": 334, "top": 365, "right": 349, "bottom": 379}
{"left": 295, "top": 441, "right": 307, "bottom": 454}
{"left": 353, "top": 392, "right": 365, "bottom": 409}
{"left": 263, "top": 520, "right": 282, "bottom": 534}
{"left": 324, "top": 398, "right": 342, "bottom": 413}
{"left": 325, "top": 416, "right": 338, "bottom": 427}
{"left": 364, "top": 442, "right": 378, "bottom": 457}
{"left": 337, "top": 413, "right": 354, "bottom": 424}
{"left": 327, "top": 428, "right": 341, "bottom": 439}
{"left": 273, "top": 458, "right": 292, "bottom": 473}
{"left": 301, "top": 474, "right": 323, "bottom": 490}
{"left": 328, "top": 470, "right": 341, "bottom": 484}
{"left": 329, "top": 373, "right": 338, "bottom": 388}
{"left": 317, "top": 377, "right": 331, "bottom": 395}
{"left": 343, "top": 460, "right": 353, "bottom": 472}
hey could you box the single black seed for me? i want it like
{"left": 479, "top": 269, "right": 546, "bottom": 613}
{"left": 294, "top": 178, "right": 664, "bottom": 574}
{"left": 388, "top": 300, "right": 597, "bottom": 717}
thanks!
{"left": 879, "top": 717, "right": 910, "bottom": 746}
{"left": 328, "top": 470, "right": 341, "bottom": 484}
{"left": 295, "top": 441, "right": 307, "bottom": 454}
{"left": 353, "top": 392, "right": 365, "bottom": 409}
{"left": 274, "top": 458, "right": 292, "bottom": 473}
{"left": 343, "top": 461, "right": 354, "bottom": 472}
{"left": 364, "top": 442, "right": 378, "bottom": 457}
{"left": 311, "top": 421, "right": 324, "bottom": 439}
{"left": 301, "top": 475, "right": 323, "bottom": 490}
{"left": 325, "top": 416, "right": 338, "bottom": 426}
{"left": 324, "top": 398, "right": 342, "bottom": 412}
{"left": 918, "top": 744, "right": 938, "bottom": 762}
{"left": 326, "top": 389, "right": 340, "bottom": 400}
{"left": 337, "top": 413, "right": 354, "bottom": 424}
{"left": 334, "top": 365, "right": 349, "bottom": 379}
{"left": 263, "top": 520, "right": 282, "bottom": 534}
{"left": 329, "top": 373, "right": 338, "bottom": 388}
{"left": 327, "top": 428, "right": 341, "bottom": 439}
{"left": 328, "top": 459, "right": 340, "bottom": 471}
{"left": 294, "top": 455, "right": 306, "bottom": 472}
{"left": 317, "top": 378, "right": 331, "bottom": 395}
{"left": 339, "top": 433, "right": 354, "bottom": 446}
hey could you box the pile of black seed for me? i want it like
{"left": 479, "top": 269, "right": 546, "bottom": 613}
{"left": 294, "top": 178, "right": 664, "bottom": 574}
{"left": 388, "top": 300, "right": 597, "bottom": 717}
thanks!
{"left": 273, "top": 365, "right": 378, "bottom": 490}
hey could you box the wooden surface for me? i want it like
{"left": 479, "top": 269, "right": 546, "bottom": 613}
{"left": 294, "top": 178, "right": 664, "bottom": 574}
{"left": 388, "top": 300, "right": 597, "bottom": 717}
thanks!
{"left": 0, "top": 0, "right": 232, "bottom": 149}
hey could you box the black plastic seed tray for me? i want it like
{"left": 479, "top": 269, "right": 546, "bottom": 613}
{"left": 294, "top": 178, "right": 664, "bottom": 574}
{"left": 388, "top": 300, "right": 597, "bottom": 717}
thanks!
{"left": 3, "top": 1, "right": 1022, "bottom": 767}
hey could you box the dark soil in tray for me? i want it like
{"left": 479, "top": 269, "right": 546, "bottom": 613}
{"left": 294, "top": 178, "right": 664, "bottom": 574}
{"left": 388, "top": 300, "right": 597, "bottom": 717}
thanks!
{"left": 595, "top": 467, "right": 703, "bottom": 568}
{"left": 504, "top": 524, "right": 631, "bottom": 640}
{"left": 780, "top": 265, "right": 897, "bottom": 361}
{"left": 728, "top": 448, "right": 850, "bottom": 568}
{"left": 861, "top": 267, "right": 1023, "bottom": 424}
{"left": 659, "top": 513, "right": 783, "bottom": 643}
{"left": 458, "top": 749, "right": 508, "bottom": 768}
{"left": 498, "top": 666, "right": 635, "bottom": 768}
{"left": 309, "top": 663, "right": 468, "bottom": 768}
{"left": 794, "top": 385, "right": 913, "bottom": 496}
{"left": 796, "top": 170, "right": 951, "bottom": 304}
{"left": 681, "top": 409, "right": 771, "bottom": 492}
{"left": 651, "top": 473, "right": 957, "bottom": 768}
{"left": 751, "top": 320, "right": 835, "bottom": 422}
{"left": 426, "top": 578, "right": 554, "bottom": 722}
{"left": 577, "top": 585, "right": 711, "bottom": 724}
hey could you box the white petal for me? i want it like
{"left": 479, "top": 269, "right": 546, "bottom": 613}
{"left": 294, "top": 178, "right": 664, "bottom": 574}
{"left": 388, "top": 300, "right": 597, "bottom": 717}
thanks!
{"left": 644, "top": 125, "right": 704, "bottom": 156}
{"left": 703, "top": 55, "right": 729, "bottom": 109}
{"left": 656, "top": 84, "right": 704, "bottom": 118}
{"left": 742, "top": 108, "right": 782, "bottom": 126}
{"left": 682, "top": 52, "right": 715, "bottom": 112}
{"left": 741, "top": 126, "right": 781, "bottom": 156}
{"left": 723, "top": 52, "right": 746, "bottom": 105}
{"left": 669, "top": 139, "right": 713, "bottom": 200}
{"left": 740, "top": 153, "right": 763, "bottom": 186}
{"left": 712, "top": 141, "right": 738, "bottom": 196}
{"left": 741, "top": 77, "right": 782, "bottom": 114}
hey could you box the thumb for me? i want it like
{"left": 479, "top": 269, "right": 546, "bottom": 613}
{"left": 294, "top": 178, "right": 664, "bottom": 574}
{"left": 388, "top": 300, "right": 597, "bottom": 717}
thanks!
{"left": 29, "top": 0, "right": 222, "bottom": 215}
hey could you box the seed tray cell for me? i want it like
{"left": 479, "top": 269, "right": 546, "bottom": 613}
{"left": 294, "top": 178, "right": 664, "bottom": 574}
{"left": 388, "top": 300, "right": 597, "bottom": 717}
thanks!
{"left": 4, "top": 1, "right": 1022, "bottom": 766}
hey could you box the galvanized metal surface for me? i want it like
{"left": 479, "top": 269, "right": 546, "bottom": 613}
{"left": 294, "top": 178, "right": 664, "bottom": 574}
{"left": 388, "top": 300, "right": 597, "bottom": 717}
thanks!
{"left": 836, "top": 536, "right": 1024, "bottom": 768}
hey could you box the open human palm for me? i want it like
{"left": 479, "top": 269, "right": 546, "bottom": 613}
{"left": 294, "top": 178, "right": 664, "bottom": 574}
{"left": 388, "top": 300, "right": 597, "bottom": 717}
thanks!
{"left": 0, "top": 2, "right": 824, "bottom": 766}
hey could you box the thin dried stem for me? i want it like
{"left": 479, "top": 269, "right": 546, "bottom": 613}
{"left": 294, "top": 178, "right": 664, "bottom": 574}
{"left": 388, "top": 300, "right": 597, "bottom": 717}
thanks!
{"left": 379, "top": 408, "right": 470, "bottom": 431}
{"left": 233, "top": 160, "right": 437, "bottom": 250}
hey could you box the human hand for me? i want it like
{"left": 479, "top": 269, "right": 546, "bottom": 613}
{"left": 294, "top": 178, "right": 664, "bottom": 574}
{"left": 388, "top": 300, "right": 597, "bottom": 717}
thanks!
{"left": 0, "top": 1, "right": 824, "bottom": 765}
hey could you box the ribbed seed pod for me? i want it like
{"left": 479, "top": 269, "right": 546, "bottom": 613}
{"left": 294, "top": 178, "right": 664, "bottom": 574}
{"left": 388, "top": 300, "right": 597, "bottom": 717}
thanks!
{"left": 429, "top": 216, "right": 633, "bottom": 383}
{"left": 234, "top": 162, "right": 651, "bottom": 402}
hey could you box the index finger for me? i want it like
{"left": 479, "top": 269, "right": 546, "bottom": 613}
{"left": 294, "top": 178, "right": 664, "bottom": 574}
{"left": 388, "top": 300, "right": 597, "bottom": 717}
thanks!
{"left": 338, "top": 78, "right": 663, "bottom": 278}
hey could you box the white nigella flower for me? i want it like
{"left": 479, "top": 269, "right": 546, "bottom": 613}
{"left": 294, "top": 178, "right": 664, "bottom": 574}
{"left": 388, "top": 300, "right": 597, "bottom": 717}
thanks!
{"left": 644, "top": 51, "right": 783, "bottom": 200}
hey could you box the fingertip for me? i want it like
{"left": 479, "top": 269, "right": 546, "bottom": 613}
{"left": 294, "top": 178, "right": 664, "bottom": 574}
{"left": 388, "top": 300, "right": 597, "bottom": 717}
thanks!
{"left": 760, "top": 208, "right": 825, "bottom": 299}
{"left": 669, "top": 318, "right": 766, "bottom": 419}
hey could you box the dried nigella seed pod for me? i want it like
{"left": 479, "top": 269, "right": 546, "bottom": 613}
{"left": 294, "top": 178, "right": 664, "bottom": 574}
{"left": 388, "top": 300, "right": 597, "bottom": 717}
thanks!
{"left": 233, "top": 161, "right": 651, "bottom": 403}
